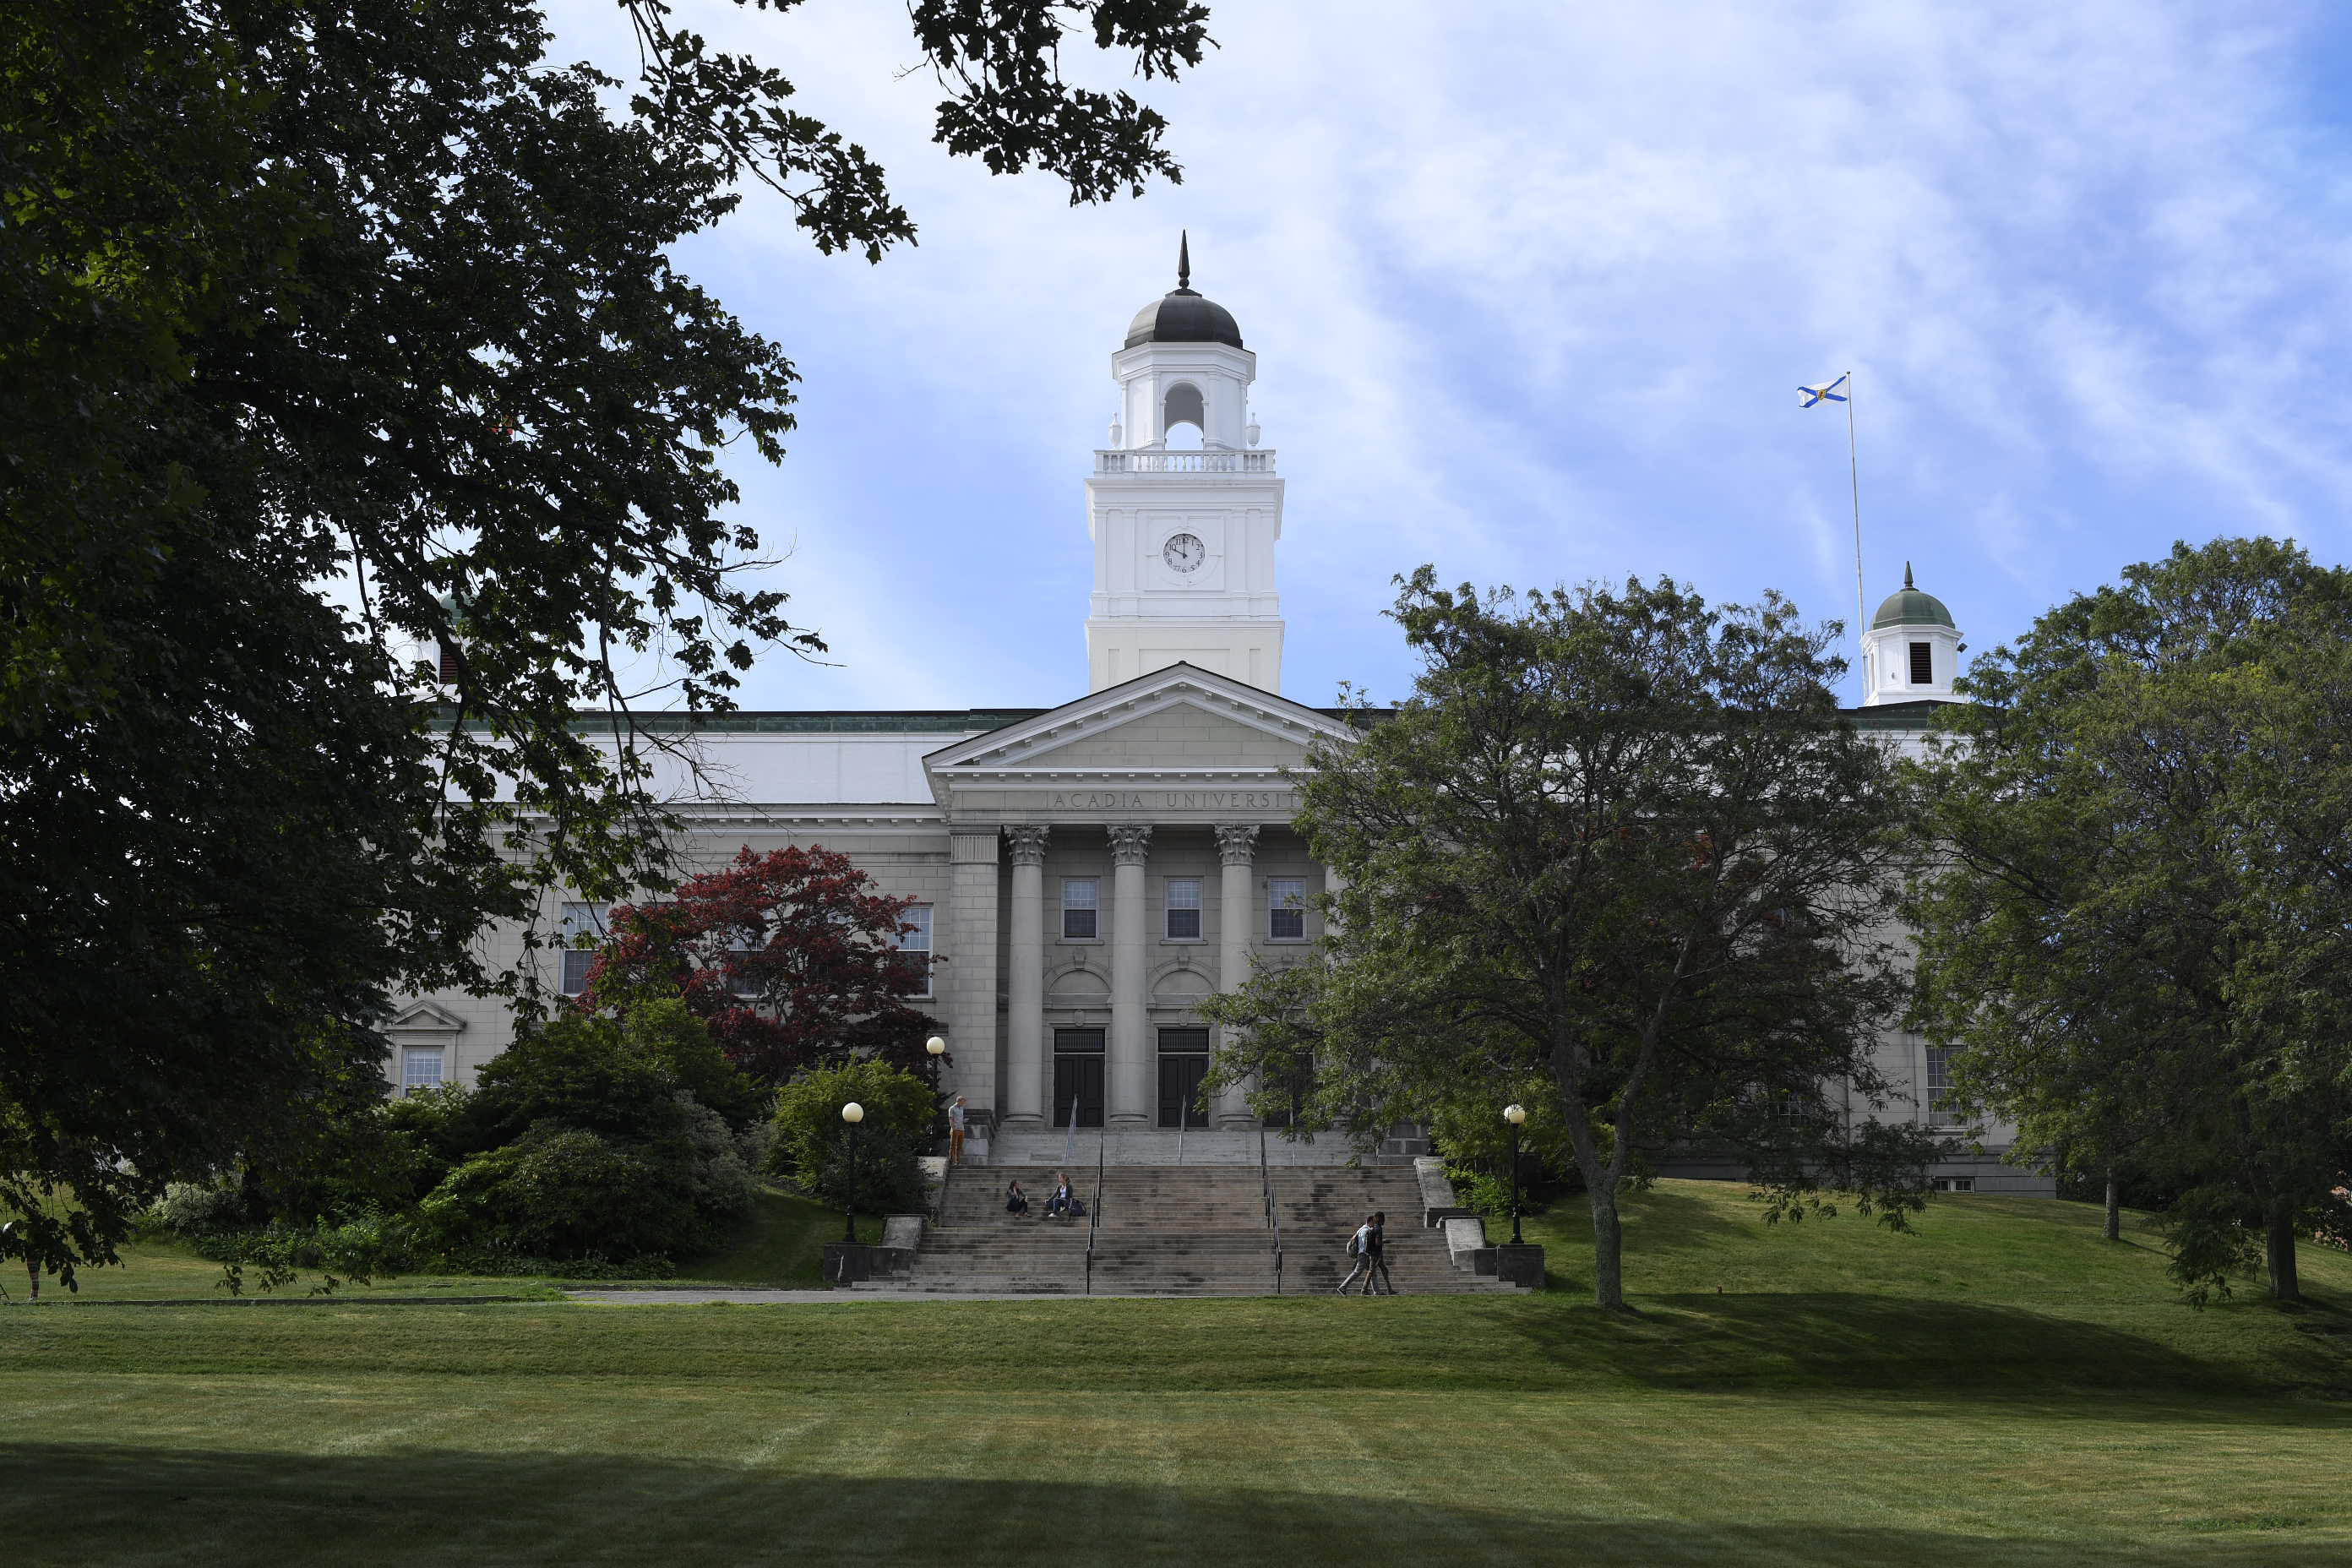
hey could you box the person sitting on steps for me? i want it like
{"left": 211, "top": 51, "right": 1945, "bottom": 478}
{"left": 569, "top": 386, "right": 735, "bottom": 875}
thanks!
{"left": 1044, "top": 1173, "right": 1074, "bottom": 1220}
{"left": 1005, "top": 1179, "right": 1029, "bottom": 1216}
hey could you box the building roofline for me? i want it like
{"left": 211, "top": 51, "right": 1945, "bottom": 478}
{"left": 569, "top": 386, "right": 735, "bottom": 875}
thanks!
{"left": 433, "top": 707, "right": 1054, "bottom": 737}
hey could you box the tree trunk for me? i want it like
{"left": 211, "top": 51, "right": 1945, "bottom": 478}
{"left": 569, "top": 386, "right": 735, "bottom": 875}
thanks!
{"left": 2103, "top": 1169, "right": 2121, "bottom": 1242}
{"left": 2266, "top": 1210, "right": 2300, "bottom": 1302}
{"left": 1588, "top": 1176, "right": 1626, "bottom": 1310}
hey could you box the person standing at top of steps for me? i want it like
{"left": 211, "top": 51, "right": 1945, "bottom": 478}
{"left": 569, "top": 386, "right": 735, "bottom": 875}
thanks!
{"left": 947, "top": 1096, "right": 967, "bottom": 1165}
{"left": 1337, "top": 1214, "right": 1380, "bottom": 1295}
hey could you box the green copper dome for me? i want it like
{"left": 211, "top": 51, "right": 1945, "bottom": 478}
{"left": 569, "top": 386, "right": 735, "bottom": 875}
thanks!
{"left": 1870, "top": 564, "right": 1955, "bottom": 630}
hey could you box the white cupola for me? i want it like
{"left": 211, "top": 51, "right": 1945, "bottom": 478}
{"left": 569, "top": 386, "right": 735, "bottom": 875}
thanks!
{"left": 1860, "top": 563, "right": 1962, "bottom": 705}
{"left": 1084, "top": 237, "right": 1286, "bottom": 694}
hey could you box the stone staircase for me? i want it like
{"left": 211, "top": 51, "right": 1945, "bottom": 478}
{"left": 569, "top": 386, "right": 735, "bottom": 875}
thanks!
{"left": 863, "top": 1162, "right": 1521, "bottom": 1296}
{"left": 986, "top": 1128, "right": 1379, "bottom": 1168}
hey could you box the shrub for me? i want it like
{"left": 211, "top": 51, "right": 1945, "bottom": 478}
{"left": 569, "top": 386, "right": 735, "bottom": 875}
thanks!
{"left": 1446, "top": 1166, "right": 1553, "bottom": 1222}
{"left": 416, "top": 1124, "right": 712, "bottom": 1261}
{"left": 770, "top": 1059, "right": 934, "bottom": 1215}
{"left": 422, "top": 1248, "right": 678, "bottom": 1281}
{"left": 143, "top": 1180, "right": 255, "bottom": 1238}
{"left": 191, "top": 1207, "right": 417, "bottom": 1290}
{"left": 623, "top": 997, "right": 769, "bottom": 1130}
{"left": 674, "top": 1092, "right": 760, "bottom": 1222}
{"left": 471, "top": 1015, "right": 693, "bottom": 1148}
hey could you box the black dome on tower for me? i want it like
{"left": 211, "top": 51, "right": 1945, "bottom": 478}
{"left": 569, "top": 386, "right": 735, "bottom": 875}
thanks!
{"left": 1124, "top": 233, "right": 1244, "bottom": 350}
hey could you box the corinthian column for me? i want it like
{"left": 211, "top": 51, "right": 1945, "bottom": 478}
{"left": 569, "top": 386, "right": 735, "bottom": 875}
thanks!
{"left": 1213, "top": 824, "right": 1261, "bottom": 1127}
{"left": 1002, "top": 825, "right": 1050, "bottom": 1127}
{"left": 1107, "top": 823, "right": 1153, "bottom": 1127}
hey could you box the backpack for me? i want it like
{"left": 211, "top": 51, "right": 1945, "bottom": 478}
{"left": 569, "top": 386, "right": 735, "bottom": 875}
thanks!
{"left": 1346, "top": 1233, "right": 1362, "bottom": 1257}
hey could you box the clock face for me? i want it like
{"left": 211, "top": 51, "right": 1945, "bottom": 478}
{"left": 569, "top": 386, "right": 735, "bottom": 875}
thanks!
{"left": 1162, "top": 532, "right": 1206, "bottom": 574}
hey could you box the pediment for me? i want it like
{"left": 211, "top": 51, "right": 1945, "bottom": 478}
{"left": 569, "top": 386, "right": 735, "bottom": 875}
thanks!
{"left": 384, "top": 1000, "right": 466, "bottom": 1035}
{"left": 924, "top": 664, "right": 1355, "bottom": 780}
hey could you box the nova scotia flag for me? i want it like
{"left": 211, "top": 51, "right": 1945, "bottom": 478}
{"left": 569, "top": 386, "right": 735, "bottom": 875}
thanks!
{"left": 1799, "top": 373, "right": 1849, "bottom": 408}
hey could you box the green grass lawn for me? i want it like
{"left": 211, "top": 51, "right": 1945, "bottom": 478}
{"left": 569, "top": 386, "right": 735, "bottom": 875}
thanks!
{"left": 5, "top": 1181, "right": 2350, "bottom": 1565}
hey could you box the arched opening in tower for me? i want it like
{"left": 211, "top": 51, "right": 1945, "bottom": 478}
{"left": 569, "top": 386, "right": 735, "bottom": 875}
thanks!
{"left": 1162, "top": 382, "right": 1206, "bottom": 449}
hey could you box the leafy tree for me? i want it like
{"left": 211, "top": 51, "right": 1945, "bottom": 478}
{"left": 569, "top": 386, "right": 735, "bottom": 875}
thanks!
{"left": 413, "top": 1006, "right": 757, "bottom": 1260}
{"left": 770, "top": 1059, "right": 936, "bottom": 1217}
{"left": 587, "top": 847, "right": 940, "bottom": 1082}
{"left": 470, "top": 1015, "right": 701, "bottom": 1150}
{"left": 619, "top": 995, "right": 771, "bottom": 1130}
{"left": 1203, "top": 569, "right": 1940, "bottom": 1309}
{"left": 2, "top": 0, "right": 1207, "bottom": 1277}
{"left": 1906, "top": 537, "right": 2352, "bottom": 1303}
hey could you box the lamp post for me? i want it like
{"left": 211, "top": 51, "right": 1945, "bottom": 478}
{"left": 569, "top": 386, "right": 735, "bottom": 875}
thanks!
{"left": 924, "top": 1035, "right": 951, "bottom": 1158}
{"left": 840, "top": 1101, "right": 864, "bottom": 1244}
{"left": 1502, "top": 1102, "right": 1527, "bottom": 1246}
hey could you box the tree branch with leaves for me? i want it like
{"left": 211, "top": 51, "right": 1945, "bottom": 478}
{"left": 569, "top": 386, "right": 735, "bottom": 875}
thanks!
{"left": 1205, "top": 569, "right": 1942, "bottom": 1310}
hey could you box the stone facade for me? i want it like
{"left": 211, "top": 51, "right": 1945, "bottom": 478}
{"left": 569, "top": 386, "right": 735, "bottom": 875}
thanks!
{"left": 383, "top": 260, "right": 2048, "bottom": 1195}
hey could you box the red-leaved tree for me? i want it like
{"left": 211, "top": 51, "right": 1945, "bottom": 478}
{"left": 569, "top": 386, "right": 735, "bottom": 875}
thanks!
{"left": 585, "top": 847, "right": 940, "bottom": 1084}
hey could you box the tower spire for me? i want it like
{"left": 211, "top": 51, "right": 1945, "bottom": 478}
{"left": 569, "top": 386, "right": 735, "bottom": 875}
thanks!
{"left": 1177, "top": 230, "right": 1191, "bottom": 292}
{"left": 1903, "top": 560, "right": 1914, "bottom": 589}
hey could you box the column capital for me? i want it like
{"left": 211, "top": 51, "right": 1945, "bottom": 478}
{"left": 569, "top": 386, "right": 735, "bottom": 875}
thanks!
{"left": 1108, "top": 823, "right": 1153, "bottom": 867}
{"left": 1004, "top": 825, "right": 1051, "bottom": 867}
{"left": 1214, "top": 823, "right": 1261, "bottom": 867}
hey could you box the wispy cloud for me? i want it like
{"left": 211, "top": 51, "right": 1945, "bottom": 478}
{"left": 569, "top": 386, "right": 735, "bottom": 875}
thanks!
{"left": 545, "top": 0, "right": 2352, "bottom": 707}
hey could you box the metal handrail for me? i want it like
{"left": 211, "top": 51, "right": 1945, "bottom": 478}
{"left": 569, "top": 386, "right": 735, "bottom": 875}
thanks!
{"left": 1259, "top": 1122, "right": 1283, "bottom": 1294}
{"left": 1085, "top": 1114, "right": 1107, "bottom": 1295}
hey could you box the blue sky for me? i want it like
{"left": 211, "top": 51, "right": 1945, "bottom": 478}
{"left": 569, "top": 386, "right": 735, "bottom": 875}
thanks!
{"left": 548, "top": 0, "right": 2352, "bottom": 710}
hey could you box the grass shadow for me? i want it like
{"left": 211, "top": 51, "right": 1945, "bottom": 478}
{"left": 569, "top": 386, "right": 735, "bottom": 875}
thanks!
{"left": 1498, "top": 1289, "right": 2352, "bottom": 1397}
{"left": 0, "top": 1445, "right": 2338, "bottom": 1566}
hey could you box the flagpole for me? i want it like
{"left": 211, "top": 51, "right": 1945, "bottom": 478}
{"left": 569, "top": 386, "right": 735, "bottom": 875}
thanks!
{"left": 1844, "top": 369, "right": 1865, "bottom": 664}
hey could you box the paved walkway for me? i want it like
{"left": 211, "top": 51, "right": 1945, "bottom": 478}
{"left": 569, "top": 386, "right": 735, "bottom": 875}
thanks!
{"left": 563, "top": 1288, "right": 1253, "bottom": 1304}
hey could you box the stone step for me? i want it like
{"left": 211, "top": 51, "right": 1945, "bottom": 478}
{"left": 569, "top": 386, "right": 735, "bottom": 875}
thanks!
{"left": 943, "top": 1164, "right": 1426, "bottom": 1233}
{"left": 900, "top": 1160, "right": 1516, "bottom": 1297}
{"left": 984, "top": 1130, "right": 1393, "bottom": 1168}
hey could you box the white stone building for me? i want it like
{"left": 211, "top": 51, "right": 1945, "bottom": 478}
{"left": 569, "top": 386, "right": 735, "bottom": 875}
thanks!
{"left": 384, "top": 255, "right": 2046, "bottom": 1194}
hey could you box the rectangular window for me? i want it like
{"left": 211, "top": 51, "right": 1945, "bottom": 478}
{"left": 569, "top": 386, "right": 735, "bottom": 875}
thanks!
{"left": 558, "top": 901, "right": 609, "bottom": 996}
{"left": 1164, "top": 878, "right": 1202, "bottom": 940}
{"left": 725, "top": 931, "right": 761, "bottom": 998}
{"left": 1924, "top": 1046, "right": 1965, "bottom": 1128}
{"left": 1268, "top": 878, "right": 1305, "bottom": 940}
{"left": 898, "top": 904, "right": 934, "bottom": 999}
{"left": 401, "top": 1047, "right": 445, "bottom": 1096}
{"left": 1932, "top": 1177, "right": 1976, "bottom": 1193}
{"left": 1062, "top": 877, "right": 1099, "bottom": 939}
{"left": 1908, "top": 641, "right": 1934, "bottom": 684}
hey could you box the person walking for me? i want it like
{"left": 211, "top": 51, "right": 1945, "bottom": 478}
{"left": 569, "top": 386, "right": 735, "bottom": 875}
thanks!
{"left": 1366, "top": 1210, "right": 1396, "bottom": 1295}
{"left": 946, "top": 1095, "right": 968, "bottom": 1165}
{"left": 1335, "top": 1212, "right": 1379, "bottom": 1294}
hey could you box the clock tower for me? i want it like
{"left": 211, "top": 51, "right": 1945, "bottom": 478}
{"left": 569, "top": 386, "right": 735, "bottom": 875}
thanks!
{"left": 1085, "top": 237, "right": 1287, "bottom": 693}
